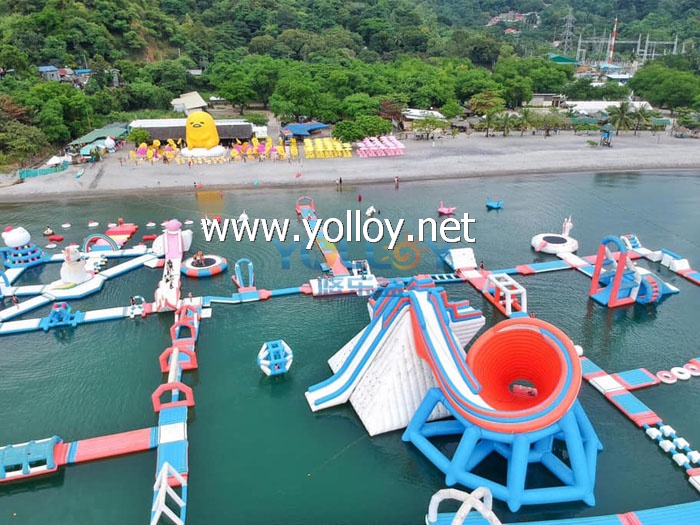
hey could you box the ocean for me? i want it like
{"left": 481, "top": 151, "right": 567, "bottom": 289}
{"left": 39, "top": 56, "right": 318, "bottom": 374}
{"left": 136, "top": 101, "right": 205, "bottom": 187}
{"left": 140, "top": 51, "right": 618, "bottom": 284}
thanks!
{"left": 1, "top": 170, "right": 699, "bottom": 524}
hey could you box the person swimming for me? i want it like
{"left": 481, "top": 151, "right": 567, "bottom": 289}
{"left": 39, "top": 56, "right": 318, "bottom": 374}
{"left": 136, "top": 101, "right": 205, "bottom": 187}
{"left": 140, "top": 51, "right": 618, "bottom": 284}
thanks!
{"left": 43, "top": 225, "right": 54, "bottom": 236}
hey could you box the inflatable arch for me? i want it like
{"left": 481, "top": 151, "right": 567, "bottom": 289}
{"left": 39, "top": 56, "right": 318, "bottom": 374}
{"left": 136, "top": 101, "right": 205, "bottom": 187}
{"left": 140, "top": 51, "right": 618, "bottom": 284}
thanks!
{"left": 82, "top": 233, "right": 119, "bottom": 253}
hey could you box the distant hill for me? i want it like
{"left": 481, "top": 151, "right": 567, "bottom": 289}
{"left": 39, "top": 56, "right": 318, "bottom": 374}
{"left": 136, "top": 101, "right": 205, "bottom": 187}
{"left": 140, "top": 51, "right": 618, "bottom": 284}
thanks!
{"left": 0, "top": 0, "right": 697, "bottom": 71}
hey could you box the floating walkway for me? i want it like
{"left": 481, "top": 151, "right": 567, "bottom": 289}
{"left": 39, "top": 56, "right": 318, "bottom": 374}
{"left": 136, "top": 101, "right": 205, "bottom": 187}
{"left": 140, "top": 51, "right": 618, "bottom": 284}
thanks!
{"left": 150, "top": 303, "right": 201, "bottom": 525}
{"left": 295, "top": 196, "right": 378, "bottom": 297}
{"left": 296, "top": 196, "right": 349, "bottom": 277}
{"left": 0, "top": 253, "right": 157, "bottom": 322}
{"left": 426, "top": 487, "right": 700, "bottom": 524}
{"left": 56, "top": 427, "right": 158, "bottom": 465}
{"left": 581, "top": 355, "right": 700, "bottom": 496}
{"left": 0, "top": 427, "right": 158, "bottom": 483}
{"left": 0, "top": 302, "right": 157, "bottom": 336}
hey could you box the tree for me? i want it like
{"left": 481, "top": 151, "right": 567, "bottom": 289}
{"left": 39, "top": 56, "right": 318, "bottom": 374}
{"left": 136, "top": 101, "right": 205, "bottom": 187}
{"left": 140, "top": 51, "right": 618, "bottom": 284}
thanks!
{"left": 539, "top": 109, "right": 567, "bottom": 137}
{"left": 469, "top": 91, "right": 505, "bottom": 116}
{"left": 218, "top": 74, "right": 256, "bottom": 114}
{"left": 270, "top": 75, "right": 319, "bottom": 122}
{"left": 607, "top": 101, "right": 634, "bottom": 135}
{"left": 126, "top": 128, "right": 151, "bottom": 146}
{"left": 499, "top": 112, "right": 516, "bottom": 136}
{"left": 0, "top": 121, "right": 49, "bottom": 160}
{"left": 342, "top": 93, "right": 381, "bottom": 120}
{"left": 0, "top": 94, "right": 31, "bottom": 125}
{"left": 332, "top": 120, "right": 363, "bottom": 142}
{"left": 37, "top": 99, "right": 70, "bottom": 143}
{"left": 0, "top": 44, "right": 30, "bottom": 73}
{"left": 333, "top": 115, "right": 392, "bottom": 142}
{"left": 243, "top": 113, "right": 269, "bottom": 126}
{"left": 241, "top": 55, "right": 279, "bottom": 108}
{"left": 412, "top": 115, "right": 449, "bottom": 138}
{"left": 501, "top": 76, "right": 533, "bottom": 109}
{"left": 518, "top": 107, "right": 535, "bottom": 135}
{"left": 631, "top": 105, "right": 652, "bottom": 135}
{"left": 454, "top": 68, "right": 500, "bottom": 103}
{"left": 140, "top": 60, "right": 189, "bottom": 97}
{"left": 482, "top": 108, "right": 501, "bottom": 137}
{"left": 439, "top": 100, "right": 463, "bottom": 119}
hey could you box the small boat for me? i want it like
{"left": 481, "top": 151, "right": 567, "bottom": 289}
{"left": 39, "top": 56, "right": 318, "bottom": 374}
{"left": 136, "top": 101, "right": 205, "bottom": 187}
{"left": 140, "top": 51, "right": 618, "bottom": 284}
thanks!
{"left": 146, "top": 221, "right": 156, "bottom": 228}
{"left": 257, "top": 339, "right": 293, "bottom": 376}
{"left": 88, "top": 221, "right": 99, "bottom": 228}
{"left": 486, "top": 197, "right": 503, "bottom": 210}
{"left": 184, "top": 219, "right": 194, "bottom": 225}
{"left": 238, "top": 211, "right": 249, "bottom": 223}
{"left": 61, "top": 223, "right": 71, "bottom": 229}
{"left": 365, "top": 205, "right": 377, "bottom": 218}
{"left": 75, "top": 168, "right": 85, "bottom": 179}
{"left": 438, "top": 201, "right": 456, "bottom": 215}
{"left": 107, "top": 222, "right": 117, "bottom": 228}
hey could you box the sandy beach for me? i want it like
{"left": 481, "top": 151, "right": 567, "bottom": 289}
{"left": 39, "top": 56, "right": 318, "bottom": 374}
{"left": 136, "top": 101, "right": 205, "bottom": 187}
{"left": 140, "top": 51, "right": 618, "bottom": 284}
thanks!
{"left": 0, "top": 131, "right": 698, "bottom": 203}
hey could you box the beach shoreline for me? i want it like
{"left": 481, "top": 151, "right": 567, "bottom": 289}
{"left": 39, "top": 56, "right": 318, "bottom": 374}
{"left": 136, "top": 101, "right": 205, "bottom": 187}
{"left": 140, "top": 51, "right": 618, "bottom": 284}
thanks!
{"left": 1, "top": 131, "right": 698, "bottom": 204}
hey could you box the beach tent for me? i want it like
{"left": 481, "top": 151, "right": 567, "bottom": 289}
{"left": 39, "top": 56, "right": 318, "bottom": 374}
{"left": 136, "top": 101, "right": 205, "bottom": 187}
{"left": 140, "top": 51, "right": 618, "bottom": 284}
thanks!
{"left": 281, "top": 122, "right": 330, "bottom": 138}
{"left": 80, "top": 140, "right": 106, "bottom": 156}
{"left": 46, "top": 155, "right": 70, "bottom": 166}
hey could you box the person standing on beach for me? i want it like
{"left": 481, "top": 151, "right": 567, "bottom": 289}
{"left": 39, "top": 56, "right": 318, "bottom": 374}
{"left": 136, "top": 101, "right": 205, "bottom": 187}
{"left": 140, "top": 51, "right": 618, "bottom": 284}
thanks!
{"left": 394, "top": 176, "right": 399, "bottom": 189}
{"left": 11, "top": 295, "right": 19, "bottom": 309}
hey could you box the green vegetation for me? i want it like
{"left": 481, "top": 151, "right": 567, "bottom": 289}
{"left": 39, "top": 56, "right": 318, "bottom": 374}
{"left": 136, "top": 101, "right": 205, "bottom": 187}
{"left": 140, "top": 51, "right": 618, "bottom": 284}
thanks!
{"left": 333, "top": 116, "right": 392, "bottom": 142}
{"left": 126, "top": 128, "right": 151, "bottom": 146}
{"left": 0, "top": 0, "right": 699, "bottom": 163}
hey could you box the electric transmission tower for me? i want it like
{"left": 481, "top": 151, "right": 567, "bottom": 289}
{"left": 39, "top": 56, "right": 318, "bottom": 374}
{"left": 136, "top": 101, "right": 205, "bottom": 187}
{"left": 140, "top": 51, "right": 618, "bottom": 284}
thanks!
{"left": 561, "top": 7, "right": 575, "bottom": 54}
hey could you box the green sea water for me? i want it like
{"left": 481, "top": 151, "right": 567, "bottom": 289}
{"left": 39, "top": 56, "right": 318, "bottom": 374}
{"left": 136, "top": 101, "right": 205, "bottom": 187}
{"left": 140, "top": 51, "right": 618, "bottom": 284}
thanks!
{"left": 1, "top": 171, "right": 700, "bottom": 524}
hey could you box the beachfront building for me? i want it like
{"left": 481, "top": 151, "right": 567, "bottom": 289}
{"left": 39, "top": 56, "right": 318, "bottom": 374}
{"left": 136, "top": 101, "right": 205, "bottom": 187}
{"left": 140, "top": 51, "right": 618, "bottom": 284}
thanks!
{"left": 128, "top": 118, "right": 256, "bottom": 144}
{"left": 562, "top": 100, "right": 653, "bottom": 116}
{"left": 171, "top": 91, "right": 209, "bottom": 115}
{"left": 529, "top": 93, "right": 566, "bottom": 108}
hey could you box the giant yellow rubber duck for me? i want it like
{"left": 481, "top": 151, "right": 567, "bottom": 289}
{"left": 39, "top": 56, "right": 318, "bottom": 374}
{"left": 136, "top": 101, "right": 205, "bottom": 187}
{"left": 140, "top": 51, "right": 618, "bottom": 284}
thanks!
{"left": 186, "top": 111, "right": 220, "bottom": 150}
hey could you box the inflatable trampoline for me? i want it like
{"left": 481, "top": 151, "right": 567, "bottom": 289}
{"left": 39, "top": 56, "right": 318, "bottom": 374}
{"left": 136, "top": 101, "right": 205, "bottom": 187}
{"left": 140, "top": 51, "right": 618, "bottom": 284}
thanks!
{"left": 181, "top": 254, "right": 228, "bottom": 278}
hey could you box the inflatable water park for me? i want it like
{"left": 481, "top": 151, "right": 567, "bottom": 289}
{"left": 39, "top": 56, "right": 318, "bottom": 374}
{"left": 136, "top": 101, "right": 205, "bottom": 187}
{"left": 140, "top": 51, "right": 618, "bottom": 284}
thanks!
{"left": 2, "top": 196, "right": 700, "bottom": 524}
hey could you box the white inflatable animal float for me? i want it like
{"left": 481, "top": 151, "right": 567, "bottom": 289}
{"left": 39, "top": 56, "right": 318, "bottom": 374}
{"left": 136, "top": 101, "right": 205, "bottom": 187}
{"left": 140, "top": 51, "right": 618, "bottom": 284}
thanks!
{"left": 59, "top": 245, "right": 92, "bottom": 285}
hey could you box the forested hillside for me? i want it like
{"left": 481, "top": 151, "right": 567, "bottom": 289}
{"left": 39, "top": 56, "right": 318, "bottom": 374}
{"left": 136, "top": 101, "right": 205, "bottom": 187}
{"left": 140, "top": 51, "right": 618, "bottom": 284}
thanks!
{"left": 1, "top": 0, "right": 698, "bottom": 67}
{"left": 0, "top": 0, "right": 699, "bottom": 164}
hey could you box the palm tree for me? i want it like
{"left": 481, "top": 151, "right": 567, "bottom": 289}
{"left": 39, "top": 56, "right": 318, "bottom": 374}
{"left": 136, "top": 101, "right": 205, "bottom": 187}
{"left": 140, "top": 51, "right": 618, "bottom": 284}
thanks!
{"left": 631, "top": 105, "right": 652, "bottom": 136}
{"left": 483, "top": 108, "right": 500, "bottom": 138}
{"left": 518, "top": 107, "right": 536, "bottom": 136}
{"left": 606, "top": 101, "right": 634, "bottom": 136}
{"left": 500, "top": 113, "right": 516, "bottom": 136}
